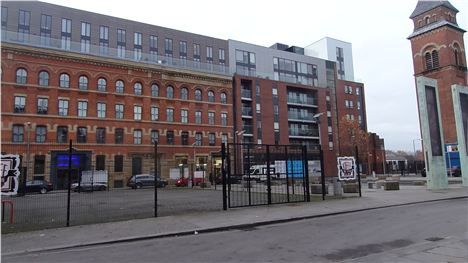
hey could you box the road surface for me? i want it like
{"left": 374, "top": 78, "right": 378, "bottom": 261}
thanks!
{"left": 3, "top": 199, "right": 467, "bottom": 262}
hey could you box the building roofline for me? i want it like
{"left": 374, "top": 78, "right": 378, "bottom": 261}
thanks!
{"left": 407, "top": 20, "right": 466, "bottom": 39}
{"left": 410, "top": 0, "right": 459, "bottom": 19}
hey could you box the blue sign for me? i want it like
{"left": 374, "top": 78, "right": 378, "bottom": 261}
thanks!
{"left": 56, "top": 154, "right": 81, "bottom": 167}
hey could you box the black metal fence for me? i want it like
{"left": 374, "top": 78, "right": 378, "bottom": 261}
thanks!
{"left": 1, "top": 140, "right": 223, "bottom": 233}
{"left": 222, "top": 143, "right": 321, "bottom": 208}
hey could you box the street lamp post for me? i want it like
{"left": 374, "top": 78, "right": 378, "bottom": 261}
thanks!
{"left": 23, "top": 122, "right": 32, "bottom": 196}
{"left": 234, "top": 130, "right": 246, "bottom": 175}
{"left": 191, "top": 142, "right": 196, "bottom": 188}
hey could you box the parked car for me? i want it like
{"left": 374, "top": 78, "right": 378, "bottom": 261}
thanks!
{"left": 71, "top": 182, "right": 107, "bottom": 192}
{"left": 25, "top": 180, "right": 53, "bottom": 194}
{"left": 175, "top": 177, "right": 188, "bottom": 187}
{"left": 127, "top": 174, "right": 168, "bottom": 189}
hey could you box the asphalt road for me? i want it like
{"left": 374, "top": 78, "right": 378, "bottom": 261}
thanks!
{"left": 3, "top": 199, "right": 467, "bottom": 262}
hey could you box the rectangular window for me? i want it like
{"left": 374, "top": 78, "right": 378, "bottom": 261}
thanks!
{"left": 166, "top": 108, "right": 174, "bottom": 122}
{"left": 134, "top": 32, "right": 142, "bottom": 60}
{"left": 37, "top": 97, "right": 48, "bottom": 114}
{"left": 18, "top": 10, "right": 30, "bottom": 42}
{"left": 134, "top": 105, "right": 142, "bottom": 120}
{"left": 166, "top": 131, "right": 174, "bottom": 145}
{"left": 115, "top": 104, "right": 124, "bottom": 119}
{"left": 151, "top": 106, "right": 159, "bottom": 121}
{"left": 181, "top": 131, "right": 189, "bottom": 145}
{"left": 58, "top": 99, "right": 69, "bottom": 116}
{"left": 99, "top": 25, "right": 109, "bottom": 55}
{"left": 179, "top": 41, "right": 187, "bottom": 58}
{"left": 133, "top": 129, "right": 142, "bottom": 144}
{"left": 208, "top": 112, "right": 215, "bottom": 125}
{"left": 34, "top": 155, "right": 45, "bottom": 174}
{"left": 77, "top": 126, "right": 87, "bottom": 143}
{"left": 96, "top": 155, "right": 105, "bottom": 170}
{"left": 14, "top": 96, "right": 26, "bottom": 113}
{"left": 151, "top": 130, "right": 159, "bottom": 143}
{"left": 78, "top": 101, "right": 87, "bottom": 117}
{"left": 80, "top": 22, "right": 91, "bottom": 53}
{"left": 221, "top": 113, "right": 227, "bottom": 126}
{"left": 206, "top": 46, "right": 213, "bottom": 62}
{"left": 57, "top": 126, "right": 68, "bottom": 143}
{"left": 114, "top": 155, "right": 124, "bottom": 172}
{"left": 181, "top": 109, "right": 188, "bottom": 123}
{"left": 149, "top": 35, "right": 158, "bottom": 60}
{"left": 115, "top": 128, "right": 124, "bottom": 144}
{"left": 209, "top": 133, "right": 215, "bottom": 146}
{"left": 195, "top": 132, "right": 202, "bottom": 146}
{"left": 61, "top": 18, "right": 71, "bottom": 50}
{"left": 96, "top": 127, "right": 106, "bottom": 144}
{"left": 195, "top": 111, "right": 202, "bottom": 124}
{"left": 193, "top": 44, "right": 200, "bottom": 61}
{"left": 1, "top": 7, "right": 7, "bottom": 32}
{"left": 165, "top": 38, "right": 173, "bottom": 56}
{"left": 40, "top": 14, "right": 52, "bottom": 46}
{"left": 97, "top": 102, "right": 106, "bottom": 118}
{"left": 35, "top": 125, "right": 47, "bottom": 143}
{"left": 117, "top": 29, "right": 126, "bottom": 58}
{"left": 219, "top": 48, "right": 225, "bottom": 64}
{"left": 12, "top": 124, "right": 24, "bottom": 142}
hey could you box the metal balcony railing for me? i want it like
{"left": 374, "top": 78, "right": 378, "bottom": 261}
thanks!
{"left": 1, "top": 31, "right": 231, "bottom": 76}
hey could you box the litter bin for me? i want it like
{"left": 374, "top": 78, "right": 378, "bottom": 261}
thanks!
{"left": 333, "top": 178, "right": 343, "bottom": 196}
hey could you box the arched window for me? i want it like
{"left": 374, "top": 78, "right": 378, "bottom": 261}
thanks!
{"left": 166, "top": 86, "right": 174, "bottom": 98}
{"left": 97, "top": 78, "right": 107, "bottom": 91}
{"left": 454, "top": 49, "right": 459, "bottom": 65}
{"left": 180, "top": 87, "right": 188, "bottom": 100}
{"left": 79, "top": 75, "right": 88, "bottom": 90}
{"left": 59, "top": 73, "right": 70, "bottom": 88}
{"left": 116, "top": 80, "right": 124, "bottom": 93}
{"left": 134, "top": 82, "right": 142, "bottom": 95}
{"left": 425, "top": 16, "right": 430, "bottom": 24}
{"left": 432, "top": 50, "right": 439, "bottom": 68}
{"left": 195, "top": 88, "right": 202, "bottom": 101}
{"left": 425, "top": 52, "right": 433, "bottom": 70}
{"left": 220, "top": 92, "right": 227, "bottom": 104}
{"left": 16, "top": 68, "right": 27, "bottom": 84}
{"left": 38, "top": 71, "right": 49, "bottom": 86}
{"left": 151, "top": 84, "right": 159, "bottom": 96}
{"left": 208, "top": 90, "right": 215, "bottom": 102}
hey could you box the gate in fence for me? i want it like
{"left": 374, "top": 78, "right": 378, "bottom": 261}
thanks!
{"left": 221, "top": 143, "right": 322, "bottom": 208}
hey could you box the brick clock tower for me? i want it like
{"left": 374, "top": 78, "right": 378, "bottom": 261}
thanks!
{"left": 408, "top": 1, "right": 467, "bottom": 155}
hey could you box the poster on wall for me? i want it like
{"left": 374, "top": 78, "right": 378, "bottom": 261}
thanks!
{"left": 337, "top": 157, "right": 356, "bottom": 181}
{"left": 1, "top": 154, "right": 21, "bottom": 195}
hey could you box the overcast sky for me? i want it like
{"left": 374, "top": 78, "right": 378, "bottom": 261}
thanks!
{"left": 41, "top": 0, "right": 468, "bottom": 152}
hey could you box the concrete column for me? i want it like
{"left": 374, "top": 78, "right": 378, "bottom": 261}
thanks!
{"left": 416, "top": 77, "right": 448, "bottom": 190}
{"left": 451, "top": 84, "right": 468, "bottom": 187}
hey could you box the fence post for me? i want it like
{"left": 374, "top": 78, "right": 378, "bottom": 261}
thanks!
{"left": 303, "top": 145, "right": 310, "bottom": 202}
{"left": 154, "top": 141, "right": 158, "bottom": 217}
{"left": 66, "top": 140, "right": 72, "bottom": 227}
{"left": 285, "top": 145, "right": 290, "bottom": 202}
{"left": 266, "top": 145, "right": 271, "bottom": 205}
{"left": 320, "top": 145, "right": 326, "bottom": 201}
{"left": 355, "top": 145, "right": 362, "bottom": 197}
{"left": 221, "top": 143, "right": 227, "bottom": 210}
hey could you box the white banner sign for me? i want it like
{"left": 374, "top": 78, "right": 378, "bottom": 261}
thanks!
{"left": 337, "top": 156, "right": 356, "bottom": 181}
{"left": 1, "top": 154, "right": 21, "bottom": 195}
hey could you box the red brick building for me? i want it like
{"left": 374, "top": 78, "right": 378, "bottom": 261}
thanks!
{"left": 408, "top": 0, "right": 467, "bottom": 145}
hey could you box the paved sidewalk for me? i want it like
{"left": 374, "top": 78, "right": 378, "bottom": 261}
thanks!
{"left": 2, "top": 184, "right": 467, "bottom": 261}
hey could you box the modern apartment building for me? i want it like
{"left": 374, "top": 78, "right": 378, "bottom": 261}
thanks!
{"left": 1, "top": 1, "right": 375, "bottom": 185}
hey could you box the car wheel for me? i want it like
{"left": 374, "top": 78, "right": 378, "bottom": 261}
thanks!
{"left": 40, "top": 188, "right": 47, "bottom": 194}
{"left": 99, "top": 185, "right": 106, "bottom": 191}
{"left": 136, "top": 183, "right": 142, "bottom": 189}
